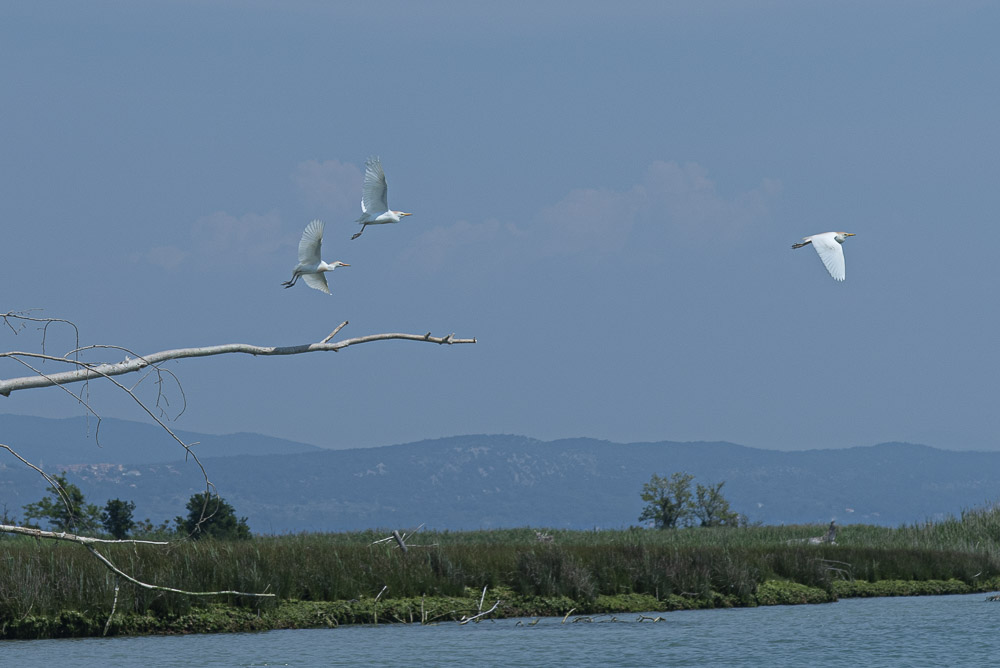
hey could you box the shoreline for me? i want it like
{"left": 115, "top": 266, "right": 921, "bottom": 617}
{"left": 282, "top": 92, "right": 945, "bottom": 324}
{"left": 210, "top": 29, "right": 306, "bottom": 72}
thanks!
{"left": 5, "top": 578, "right": 998, "bottom": 641}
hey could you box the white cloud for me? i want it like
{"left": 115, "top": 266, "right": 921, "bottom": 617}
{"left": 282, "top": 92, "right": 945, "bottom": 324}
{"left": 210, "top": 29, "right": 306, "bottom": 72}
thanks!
{"left": 639, "top": 161, "right": 780, "bottom": 241}
{"left": 537, "top": 161, "right": 780, "bottom": 256}
{"left": 191, "top": 210, "right": 285, "bottom": 261}
{"left": 537, "top": 185, "right": 640, "bottom": 255}
{"left": 139, "top": 160, "right": 778, "bottom": 273}
{"left": 134, "top": 157, "right": 366, "bottom": 272}
{"left": 404, "top": 161, "right": 780, "bottom": 269}
{"left": 136, "top": 158, "right": 363, "bottom": 271}
{"left": 137, "top": 210, "right": 286, "bottom": 271}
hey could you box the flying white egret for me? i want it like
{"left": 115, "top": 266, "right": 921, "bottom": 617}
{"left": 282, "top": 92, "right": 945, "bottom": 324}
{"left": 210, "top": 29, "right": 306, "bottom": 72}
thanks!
{"left": 282, "top": 219, "right": 349, "bottom": 294}
{"left": 351, "top": 156, "right": 412, "bottom": 240}
{"left": 792, "top": 232, "right": 856, "bottom": 281}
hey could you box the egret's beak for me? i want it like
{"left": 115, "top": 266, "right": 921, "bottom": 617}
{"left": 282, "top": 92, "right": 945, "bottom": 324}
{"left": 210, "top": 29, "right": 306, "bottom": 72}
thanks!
{"left": 341, "top": 263, "right": 351, "bottom": 267}
{"left": 846, "top": 233, "right": 856, "bottom": 237}
{"left": 400, "top": 212, "right": 413, "bottom": 217}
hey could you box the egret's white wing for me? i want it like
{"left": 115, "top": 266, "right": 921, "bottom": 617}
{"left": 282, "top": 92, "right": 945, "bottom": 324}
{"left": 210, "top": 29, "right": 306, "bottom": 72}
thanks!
{"left": 298, "top": 219, "right": 325, "bottom": 264}
{"left": 811, "top": 234, "right": 846, "bottom": 281}
{"left": 360, "top": 157, "right": 389, "bottom": 215}
{"left": 302, "top": 272, "right": 331, "bottom": 294}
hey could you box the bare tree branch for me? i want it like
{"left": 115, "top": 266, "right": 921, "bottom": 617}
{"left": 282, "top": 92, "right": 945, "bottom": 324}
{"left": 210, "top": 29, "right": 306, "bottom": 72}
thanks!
{"left": 0, "top": 524, "right": 275, "bottom": 598}
{"left": 459, "top": 599, "right": 501, "bottom": 625}
{"left": 1, "top": 443, "right": 75, "bottom": 513}
{"left": 1, "top": 312, "right": 472, "bottom": 611}
{"left": 391, "top": 529, "right": 408, "bottom": 553}
{"left": 321, "top": 320, "right": 350, "bottom": 344}
{"left": 0, "top": 329, "right": 476, "bottom": 396}
{"left": 104, "top": 578, "right": 121, "bottom": 636}
{"left": 0, "top": 523, "right": 169, "bottom": 545}
{"left": 83, "top": 544, "right": 275, "bottom": 598}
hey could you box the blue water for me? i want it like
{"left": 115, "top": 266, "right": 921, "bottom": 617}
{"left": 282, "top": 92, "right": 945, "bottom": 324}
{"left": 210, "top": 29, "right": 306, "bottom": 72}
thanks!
{"left": 3, "top": 594, "right": 999, "bottom": 667}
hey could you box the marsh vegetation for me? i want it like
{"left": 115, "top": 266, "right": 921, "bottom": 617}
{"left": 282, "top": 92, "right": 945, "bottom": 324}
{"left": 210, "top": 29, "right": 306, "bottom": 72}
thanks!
{"left": 3, "top": 504, "right": 1000, "bottom": 639}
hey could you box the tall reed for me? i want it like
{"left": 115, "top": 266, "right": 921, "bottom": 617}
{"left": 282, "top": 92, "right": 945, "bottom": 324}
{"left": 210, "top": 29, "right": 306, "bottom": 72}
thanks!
{"left": 4, "top": 504, "right": 1000, "bottom": 622}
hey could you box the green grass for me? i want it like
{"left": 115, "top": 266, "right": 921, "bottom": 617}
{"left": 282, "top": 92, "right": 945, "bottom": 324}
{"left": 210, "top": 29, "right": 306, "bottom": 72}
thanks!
{"left": 4, "top": 503, "right": 1000, "bottom": 638}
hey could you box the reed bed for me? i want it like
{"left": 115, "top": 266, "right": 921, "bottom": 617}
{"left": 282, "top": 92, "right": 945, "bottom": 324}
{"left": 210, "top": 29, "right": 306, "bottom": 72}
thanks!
{"left": 3, "top": 504, "right": 1000, "bottom": 629}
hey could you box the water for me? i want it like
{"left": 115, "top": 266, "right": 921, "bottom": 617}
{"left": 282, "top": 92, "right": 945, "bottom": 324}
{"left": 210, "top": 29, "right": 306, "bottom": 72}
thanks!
{"left": 2, "top": 594, "right": 998, "bottom": 667}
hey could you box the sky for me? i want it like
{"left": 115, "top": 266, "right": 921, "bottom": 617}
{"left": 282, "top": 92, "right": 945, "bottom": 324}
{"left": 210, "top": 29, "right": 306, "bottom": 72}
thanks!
{"left": 2, "top": 1, "right": 1000, "bottom": 452}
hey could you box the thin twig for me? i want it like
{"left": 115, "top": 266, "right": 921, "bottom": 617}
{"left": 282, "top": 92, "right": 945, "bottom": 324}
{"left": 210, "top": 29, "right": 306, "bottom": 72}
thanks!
{"left": 321, "top": 321, "right": 349, "bottom": 344}
{"left": 1, "top": 444, "right": 82, "bottom": 523}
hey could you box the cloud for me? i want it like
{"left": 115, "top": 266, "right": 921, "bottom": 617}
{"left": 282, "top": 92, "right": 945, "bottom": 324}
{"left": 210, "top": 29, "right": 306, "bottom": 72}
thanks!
{"left": 137, "top": 210, "right": 286, "bottom": 271}
{"left": 537, "top": 185, "right": 640, "bottom": 255}
{"left": 640, "top": 161, "right": 780, "bottom": 241}
{"left": 537, "top": 161, "right": 780, "bottom": 256}
{"left": 292, "top": 159, "right": 362, "bottom": 216}
{"left": 405, "top": 161, "right": 780, "bottom": 269}
{"left": 401, "top": 218, "right": 521, "bottom": 271}
{"left": 136, "top": 158, "right": 364, "bottom": 271}
{"left": 191, "top": 210, "right": 286, "bottom": 259}
{"left": 134, "top": 157, "right": 366, "bottom": 272}
{"left": 140, "top": 159, "right": 778, "bottom": 274}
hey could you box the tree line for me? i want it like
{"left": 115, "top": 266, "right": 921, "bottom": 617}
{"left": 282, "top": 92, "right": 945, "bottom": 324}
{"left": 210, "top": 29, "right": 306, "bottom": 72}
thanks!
{"left": 14, "top": 472, "right": 250, "bottom": 540}
{"left": 11, "top": 469, "right": 741, "bottom": 539}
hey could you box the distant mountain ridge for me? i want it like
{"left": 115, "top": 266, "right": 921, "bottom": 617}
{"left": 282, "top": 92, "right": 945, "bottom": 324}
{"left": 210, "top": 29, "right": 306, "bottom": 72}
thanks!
{"left": 0, "top": 414, "right": 324, "bottom": 466}
{"left": 2, "top": 416, "right": 999, "bottom": 532}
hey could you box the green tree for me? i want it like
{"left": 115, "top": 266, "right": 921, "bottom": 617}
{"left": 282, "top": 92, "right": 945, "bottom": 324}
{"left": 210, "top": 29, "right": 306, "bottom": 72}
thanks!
{"left": 101, "top": 498, "right": 137, "bottom": 539}
{"left": 692, "top": 481, "right": 743, "bottom": 527}
{"left": 176, "top": 493, "right": 251, "bottom": 540}
{"left": 638, "top": 472, "right": 694, "bottom": 529}
{"left": 133, "top": 517, "right": 176, "bottom": 539}
{"left": 22, "top": 472, "right": 101, "bottom": 533}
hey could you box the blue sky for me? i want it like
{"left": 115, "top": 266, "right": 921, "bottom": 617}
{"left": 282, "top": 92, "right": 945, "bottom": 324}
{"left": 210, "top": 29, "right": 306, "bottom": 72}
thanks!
{"left": 3, "top": 1, "right": 1000, "bottom": 451}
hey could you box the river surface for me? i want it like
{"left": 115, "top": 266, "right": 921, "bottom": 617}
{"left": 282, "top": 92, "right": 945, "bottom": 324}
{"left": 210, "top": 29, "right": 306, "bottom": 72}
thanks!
{"left": 2, "top": 593, "right": 998, "bottom": 667}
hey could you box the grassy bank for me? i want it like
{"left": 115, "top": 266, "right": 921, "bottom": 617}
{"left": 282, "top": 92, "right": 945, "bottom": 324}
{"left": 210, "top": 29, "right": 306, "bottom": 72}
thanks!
{"left": 4, "top": 506, "right": 1000, "bottom": 639}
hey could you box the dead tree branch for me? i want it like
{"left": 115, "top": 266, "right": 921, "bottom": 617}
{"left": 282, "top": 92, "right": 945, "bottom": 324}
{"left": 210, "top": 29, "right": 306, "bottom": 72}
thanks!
{"left": 321, "top": 321, "right": 350, "bottom": 344}
{"left": 0, "top": 523, "right": 271, "bottom": 597}
{"left": 459, "top": 599, "right": 501, "bottom": 625}
{"left": 0, "top": 329, "right": 476, "bottom": 396}
{"left": 371, "top": 524, "right": 435, "bottom": 550}
{"left": 0, "top": 312, "right": 471, "bottom": 608}
{"left": 0, "top": 523, "right": 168, "bottom": 545}
{"left": 83, "top": 544, "right": 274, "bottom": 598}
{"left": 391, "top": 529, "right": 408, "bottom": 553}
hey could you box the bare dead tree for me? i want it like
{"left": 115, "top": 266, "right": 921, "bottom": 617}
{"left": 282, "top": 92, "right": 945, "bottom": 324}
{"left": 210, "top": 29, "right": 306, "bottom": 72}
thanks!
{"left": 0, "top": 310, "right": 475, "bottom": 606}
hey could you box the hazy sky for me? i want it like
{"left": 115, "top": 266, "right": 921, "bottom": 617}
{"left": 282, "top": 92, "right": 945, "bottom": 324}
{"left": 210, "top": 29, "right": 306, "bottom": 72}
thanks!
{"left": 3, "top": 2, "right": 1000, "bottom": 451}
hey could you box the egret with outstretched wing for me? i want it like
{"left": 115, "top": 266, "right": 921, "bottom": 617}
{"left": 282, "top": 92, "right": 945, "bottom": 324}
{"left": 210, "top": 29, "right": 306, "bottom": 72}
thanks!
{"left": 792, "top": 232, "right": 855, "bottom": 281}
{"left": 352, "top": 156, "right": 412, "bottom": 240}
{"left": 282, "top": 220, "right": 349, "bottom": 294}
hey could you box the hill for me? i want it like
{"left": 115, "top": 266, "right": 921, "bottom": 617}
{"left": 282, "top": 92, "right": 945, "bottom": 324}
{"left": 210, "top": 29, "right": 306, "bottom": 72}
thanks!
{"left": 3, "top": 418, "right": 999, "bottom": 532}
{"left": 0, "top": 413, "right": 323, "bottom": 466}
